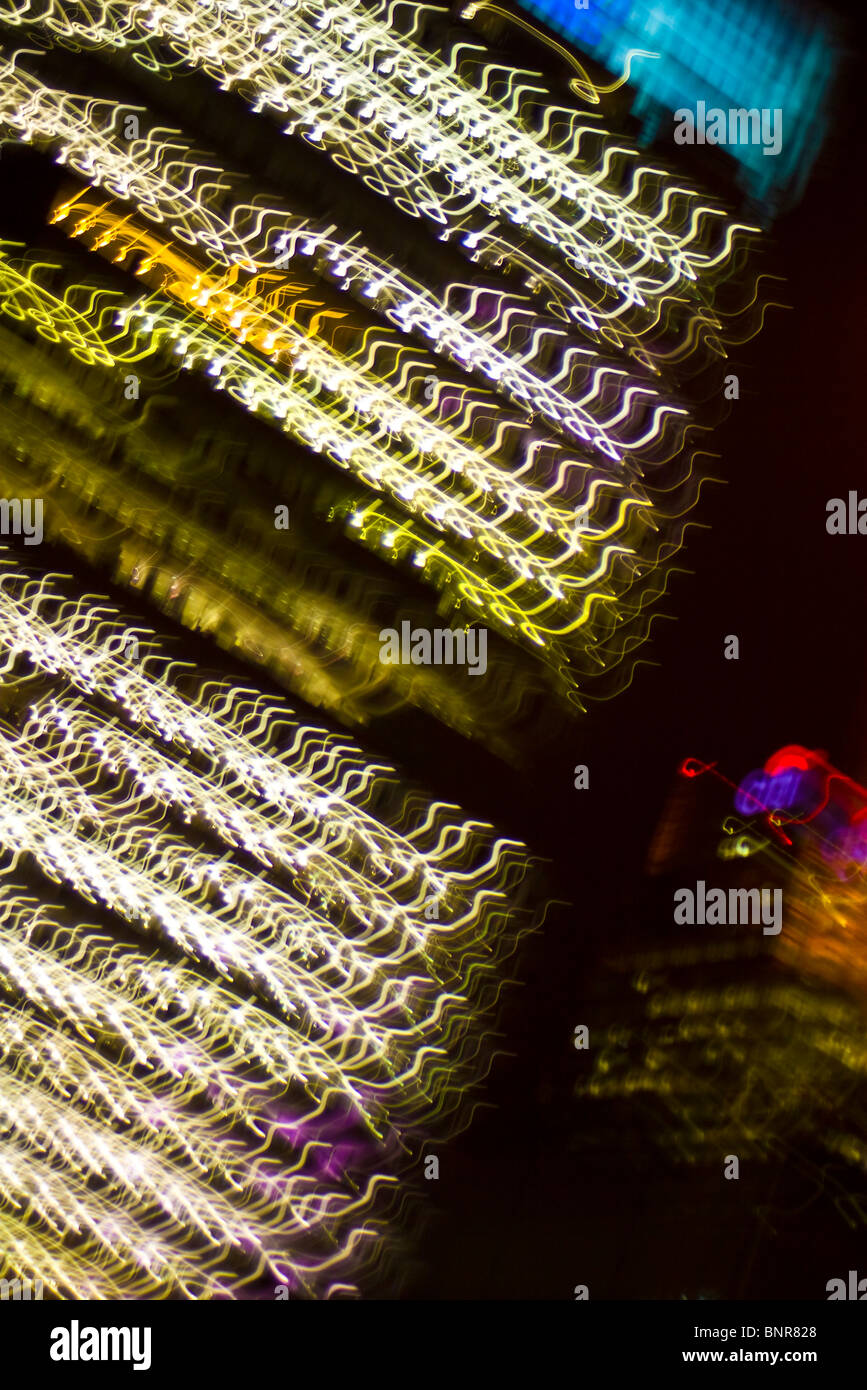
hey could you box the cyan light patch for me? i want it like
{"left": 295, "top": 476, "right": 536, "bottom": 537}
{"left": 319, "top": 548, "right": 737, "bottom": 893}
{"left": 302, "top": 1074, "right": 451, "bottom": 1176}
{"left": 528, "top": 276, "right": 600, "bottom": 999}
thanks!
{"left": 508, "top": 0, "right": 838, "bottom": 213}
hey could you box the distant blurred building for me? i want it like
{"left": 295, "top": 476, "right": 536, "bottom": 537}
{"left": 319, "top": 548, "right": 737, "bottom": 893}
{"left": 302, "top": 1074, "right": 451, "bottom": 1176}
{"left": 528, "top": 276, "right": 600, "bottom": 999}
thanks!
{"left": 576, "top": 745, "right": 867, "bottom": 1254}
